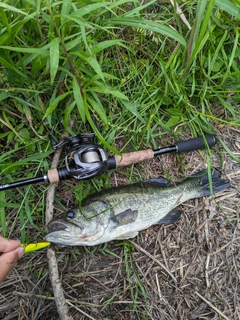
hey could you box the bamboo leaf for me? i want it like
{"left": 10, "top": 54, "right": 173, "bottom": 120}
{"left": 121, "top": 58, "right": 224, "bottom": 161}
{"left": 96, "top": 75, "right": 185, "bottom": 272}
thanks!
{"left": 87, "top": 86, "right": 129, "bottom": 100}
{"left": 188, "top": 0, "right": 208, "bottom": 56}
{"left": 185, "top": 0, "right": 216, "bottom": 71}
{"left": 215, "top": 0, "right": 240, "bottom": 19}
{"left": 0, "top": 3, "right": 28, "bottom": 15}
{"left": 43, "top": 92, "right": 71, "bottom": 119}
{"left": 70, "top": 1, "right": 137, "bottom": 18}
{"left": 124, "top": 0, "right": 156, "bottom": 17}
{"left": 106, "top": 17, "right": 186, "bottom": 47}
{"left": 1, "top": 111, "right": 25, "bottom": 143}
{"left": 0, "top": 49, "right": 28, "bottom": 79}
{"left": 85, "top": 108, "right": 121, "bottom": 156}
{"left": 61, "top": 0, "right": 72, "bottom": 24}
{"left": 71, "top": 3, "right": 112, "bottom": 17}
{"left": 218, "top": 137, "right": 240, "bottom": 163}
{"left": 50, "top": 38, "right": 60, "bottom": 85}
{"left": 76, "top": 52, "right": 105, "bottom": 81}
{"left": 87, "top": 95, "right": 108, "bottom": 125}
{"left": 91, "top": 39, "right": 122, "bottom": 54}
{"left": 59, "top": 14, "right": 93, "bottom": 28}
{"left": 0, "top": 13, "right": 37, "bottom": 46}
{"left": 25, "top": 201, "right": 35, "bottom": 228}
{"left": 198, "top": 0, "right": 215, "bottom": 44}
{"left": 120, "top": 100, "right": 145, "bottom": 123}
{"left": 0, "top": 46, "right": 49, "bottom": 55}
{"left": 73, "top": 77, "right": 85, "bottom": 122}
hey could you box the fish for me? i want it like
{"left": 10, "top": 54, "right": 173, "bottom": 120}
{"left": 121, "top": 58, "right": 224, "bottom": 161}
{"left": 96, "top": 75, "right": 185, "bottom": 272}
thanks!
{"left": 45, "top": 170, "right": 230, "bottom": 246}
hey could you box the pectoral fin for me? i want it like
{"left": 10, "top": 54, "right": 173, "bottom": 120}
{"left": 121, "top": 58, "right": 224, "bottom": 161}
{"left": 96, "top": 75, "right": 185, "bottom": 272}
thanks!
{"left": 158, "top": 209, "right": 183, "bottom": 225}
{"left": 111, "top": 208, "right": 138, "bottom": 226}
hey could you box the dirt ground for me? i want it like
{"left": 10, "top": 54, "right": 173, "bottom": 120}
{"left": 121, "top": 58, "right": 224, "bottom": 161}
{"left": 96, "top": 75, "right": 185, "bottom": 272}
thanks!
{"left": 0, "top": 125, "right": 240, "bottom": 320}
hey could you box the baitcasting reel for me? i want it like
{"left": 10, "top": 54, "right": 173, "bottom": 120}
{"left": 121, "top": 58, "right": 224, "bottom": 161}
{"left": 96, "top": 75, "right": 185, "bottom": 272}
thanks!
{"left": 51, "top": 133, "right": 109, "bottom": 180}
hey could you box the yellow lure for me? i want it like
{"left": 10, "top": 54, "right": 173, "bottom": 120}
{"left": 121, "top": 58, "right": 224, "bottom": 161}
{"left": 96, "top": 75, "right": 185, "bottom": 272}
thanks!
{"left": 21, "top": 242, "right": 50, "bottom": 253}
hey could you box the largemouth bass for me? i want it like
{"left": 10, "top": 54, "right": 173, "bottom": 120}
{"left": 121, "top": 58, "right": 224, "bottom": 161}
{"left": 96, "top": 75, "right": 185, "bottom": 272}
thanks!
{"left": 45, "top": 170, "right": 230, "bottom": 246}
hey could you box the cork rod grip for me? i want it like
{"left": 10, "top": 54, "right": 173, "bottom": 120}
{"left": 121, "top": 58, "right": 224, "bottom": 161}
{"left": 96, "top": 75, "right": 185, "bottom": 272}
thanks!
{"left": 47, "top": 168, "right": 60, "bottom": 183}
{"left": 114, "top": 149, "right": 154, "bottom": 168}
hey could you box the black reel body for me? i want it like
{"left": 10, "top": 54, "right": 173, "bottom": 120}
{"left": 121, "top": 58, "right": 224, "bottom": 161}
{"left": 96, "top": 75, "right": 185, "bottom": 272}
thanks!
{"left": 52, "top": 133, "right": 109, "bottom": 180}
{"left": 65, "top": 143, "right": 108, "bottom": 180}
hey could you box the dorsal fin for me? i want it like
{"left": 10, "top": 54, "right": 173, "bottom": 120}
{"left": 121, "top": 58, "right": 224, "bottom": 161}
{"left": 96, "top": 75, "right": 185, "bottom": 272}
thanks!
{"left": 142, "top": 176, "right": 172, "bottom": 187}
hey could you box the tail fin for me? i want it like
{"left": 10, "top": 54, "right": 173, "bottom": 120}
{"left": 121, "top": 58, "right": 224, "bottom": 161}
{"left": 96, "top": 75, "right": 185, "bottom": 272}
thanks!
{"left": 190, "top": 169, "right": 230, "bottom": 197}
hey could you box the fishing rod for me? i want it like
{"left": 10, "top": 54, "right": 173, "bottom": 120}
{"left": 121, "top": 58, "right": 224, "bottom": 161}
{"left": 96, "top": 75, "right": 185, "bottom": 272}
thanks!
{"left": 0, "top": 133, "right": 216, "bottom": 191}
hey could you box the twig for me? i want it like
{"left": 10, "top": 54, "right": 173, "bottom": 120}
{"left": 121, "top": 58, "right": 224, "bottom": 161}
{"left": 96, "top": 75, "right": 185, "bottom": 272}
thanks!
{"left": 66, "top": 301, "right": 96, "bottom": 320}
{"left": 129, "top": 241, "right": 177, "bottom": 283}
{"left": 45, "top": 144, "right": 73, "bottom": 320}
{"left": 205, "top": 254, "right": 210, "bottom": 288}
{"left": 195, "top": 291, "right": 231, "bottom": 320}
{"left": 155, "top": 273, "right": 168, "bottom": 305}
{"left": 209, "top": 237, "right": 240, "bottom": 256}
{"left": 13, "top": 291, "right": 55, "bottom": 300}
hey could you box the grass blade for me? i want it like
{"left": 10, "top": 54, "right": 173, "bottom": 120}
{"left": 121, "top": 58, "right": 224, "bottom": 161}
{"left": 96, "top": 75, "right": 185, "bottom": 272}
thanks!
{"left": 91, "top": 39, "right": 122, "bottom": 54}
{"left": 106, "top": 17, "right": 187, "bottom": 47}
{"left": 76, "top": 52, "right": 105, "bottom": 81}
{"left": 43, "top": 92, "right": 71, "bottom": 120}
{"left": 215, "top": 0, "right": 240, "bottom": 19}
{"left": 221, "top": 27, "right": 239, "bottom": 85}
{"left": 218, "top": 137, "right": 240, "bottom": 163}
{"left": 73, "top": 77, "right": 86, "bottom": 123}
{"left": 0, "top": 191, "right": 6, "bottom": 237}
{"left": 85, "top": 107, "right": 121, "bottom": 155}
{"left": 87, "top": 85, "right": 129, "bottom": 100}
{"left": 50, "top": 38, "right": 60, "bottom": 85}
{"left": 0, "top": 3, "right": 28, "bottom": 15}
{"left": 87, "top": 94, "right": 108, "bottom": 125}
{"left": 0, "top": 45, "right": 48, "bottom": 55}
{"left": 185, "top": 0, "right": 216, "bottom": 71}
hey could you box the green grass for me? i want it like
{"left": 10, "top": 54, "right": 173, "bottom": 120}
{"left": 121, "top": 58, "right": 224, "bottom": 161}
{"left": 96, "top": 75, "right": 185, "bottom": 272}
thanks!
{"left": 0, "top": 0, "right": 239, "bottom": 249}
{"left": 0, "top": 0, "right": 240, "bottom": 314}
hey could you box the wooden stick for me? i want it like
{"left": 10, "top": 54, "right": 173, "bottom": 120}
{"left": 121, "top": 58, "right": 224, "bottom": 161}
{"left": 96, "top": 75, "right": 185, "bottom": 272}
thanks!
{"left": 45, "top": 141, "right": 73, "bottom": 320}
{"left": 129, "top": 240, "right": 177, "bottom": 283}
{"left": 195, "top": 291, "right": 231, "bottom": 320}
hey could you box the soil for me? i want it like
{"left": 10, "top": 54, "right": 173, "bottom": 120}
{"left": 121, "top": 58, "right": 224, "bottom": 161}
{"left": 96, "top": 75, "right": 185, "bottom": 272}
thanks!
{"left": 0, "top": 126, "right": 240, "bottom": 320}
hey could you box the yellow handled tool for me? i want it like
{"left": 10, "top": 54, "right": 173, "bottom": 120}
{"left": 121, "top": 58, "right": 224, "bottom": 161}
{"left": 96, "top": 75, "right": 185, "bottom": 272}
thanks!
{"left": 21, "top": 242, "right": 50, "bottom": 253}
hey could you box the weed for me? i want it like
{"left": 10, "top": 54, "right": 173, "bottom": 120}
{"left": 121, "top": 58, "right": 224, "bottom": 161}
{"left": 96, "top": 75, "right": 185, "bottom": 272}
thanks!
{"left": 0, "top": 1, "right": 239, "bottom": 317}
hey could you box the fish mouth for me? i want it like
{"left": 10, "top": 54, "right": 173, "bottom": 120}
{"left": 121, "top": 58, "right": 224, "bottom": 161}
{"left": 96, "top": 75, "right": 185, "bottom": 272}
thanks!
{"left": 45, "top": 219, "right": 83, "bottom": 245}
{"left": 47, "top": 220, "right": 76, "bottom": 233}
{"left": 46, "top": 218, "right": 105, "bottom": 246}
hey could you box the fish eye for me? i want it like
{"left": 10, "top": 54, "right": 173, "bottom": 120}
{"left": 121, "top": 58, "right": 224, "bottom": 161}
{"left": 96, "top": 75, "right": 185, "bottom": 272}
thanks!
{"left": 66, "top": 211, "right": 76, "bottom": 219}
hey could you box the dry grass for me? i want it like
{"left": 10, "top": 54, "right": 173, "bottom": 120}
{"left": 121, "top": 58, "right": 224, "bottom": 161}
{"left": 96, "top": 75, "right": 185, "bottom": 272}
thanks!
{"left": 0, "top": 126, "right": 240, "bottom": 320}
